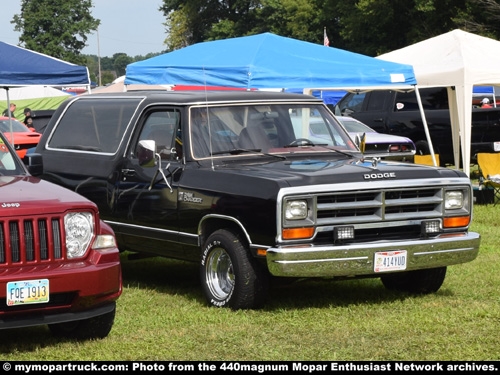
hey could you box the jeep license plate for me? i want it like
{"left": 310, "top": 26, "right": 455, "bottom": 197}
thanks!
{"left": 374, "top": 251, "right": 407, "bottom": 272}
{"left": 6, "top": 279, "right": 49, "bottom": 306}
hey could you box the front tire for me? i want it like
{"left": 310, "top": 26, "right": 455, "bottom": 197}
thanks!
{"left": 201, "top": 229, "right": 269, "bottom": 310}
{"left": 48, "top": 305, "right": 116, "bottom": 340}
{"left": 380, "top": 267, "right": 447, "bottom": 294}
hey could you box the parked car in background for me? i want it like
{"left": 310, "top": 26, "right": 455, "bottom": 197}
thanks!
{"left": 0, "top": 130, "right": 122, "bottom": 340}
{"left": 334, "top": 87, "right": 500, "bottom": 166}
{"left": 0, "top": 116, "right": 42, "bottom": 158}
{"left": 30, "top": 109, "right": 56, "bottom": 134}
{"left": 336, "top": 115, "right": 416, "bottom": 161}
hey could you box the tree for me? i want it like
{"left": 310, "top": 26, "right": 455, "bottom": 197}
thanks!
{"left": 113, "top": 53, "right": 133, "bottom": 77}
{"left": 11, "top": 0, "right": 99, "bottom": 65}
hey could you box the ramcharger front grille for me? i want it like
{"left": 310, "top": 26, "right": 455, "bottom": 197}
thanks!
{"left": 279, "top": 181, "right": 470, "bottom": 244}
{"left": 0, "top": 217, "right": 63, "bottom": 265}
{"left": 316, "top": 187, "right": 442, "bottom": 225}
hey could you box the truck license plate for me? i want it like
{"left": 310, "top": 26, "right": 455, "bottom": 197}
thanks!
{"left": 6, "top": 279, "right": 49, "bottom": 306}
{"left": 374, "top": 251, "right": 407, "bottom": 272}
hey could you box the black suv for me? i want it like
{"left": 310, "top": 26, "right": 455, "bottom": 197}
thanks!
{"left": 33, "top": 90, "right": 479, "bottom": 309}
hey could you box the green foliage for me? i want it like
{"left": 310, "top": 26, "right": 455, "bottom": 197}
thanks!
{"left": 0, "top": 203, "right": 498, "bottom": 360}
{"left": 160, "top": 0, "right": 500, "bottom": 57}
{"left": 11, "top": 0, "right": 99, "bottom": 65}
{"left": 113, "top": 54, "right": 134, "bottom": 77}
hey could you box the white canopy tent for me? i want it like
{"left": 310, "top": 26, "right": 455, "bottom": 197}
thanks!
{"left": 377, "top": 29, "right": 500, "bottom": 176}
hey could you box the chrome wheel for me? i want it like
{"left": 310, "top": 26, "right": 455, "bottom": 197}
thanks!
{"left": 205, "top": 247, "right": 235, "bottom": 300}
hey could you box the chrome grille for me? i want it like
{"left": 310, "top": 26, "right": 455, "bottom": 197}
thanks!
{"left": 0, "top": 217, "right": 63, "bottom": 264}
{"left": 316, "top": 187, "right": 443, "bottom": 226}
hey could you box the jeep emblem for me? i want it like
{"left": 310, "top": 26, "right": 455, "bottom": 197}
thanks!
{"left": 363, "top": 172, "right": 396, "bottom": 180}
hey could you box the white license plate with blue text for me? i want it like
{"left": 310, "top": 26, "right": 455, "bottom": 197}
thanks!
{"left": 7, "top": 279, "right": 49, "bottom": 306}
{"left": 374, "top": 251, "right": 407, "bottom": 272}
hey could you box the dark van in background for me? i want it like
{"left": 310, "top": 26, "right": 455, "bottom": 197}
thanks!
{"left": 334, "top": 87, "right": 500, "bottom": 166}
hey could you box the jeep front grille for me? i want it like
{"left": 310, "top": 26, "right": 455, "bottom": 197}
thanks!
{"left": 0, "top": 217, "right": 63, "bottom": 265}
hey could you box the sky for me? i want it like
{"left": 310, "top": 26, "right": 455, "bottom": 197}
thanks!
{"left": 0, "top": 0, "right": 167, "bottom": 57}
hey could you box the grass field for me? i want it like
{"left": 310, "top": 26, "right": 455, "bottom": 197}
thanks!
{"left": 1, "top": 204, "right": 498, "bottom": 361}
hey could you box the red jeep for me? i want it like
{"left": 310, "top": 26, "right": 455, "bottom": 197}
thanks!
{"left": 0, "top": 131, "right": 122, "bottom": 340}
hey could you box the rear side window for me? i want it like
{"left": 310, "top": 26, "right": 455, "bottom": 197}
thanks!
{"left": 395, "top": 87, "right": 449, "bottom": 111}
{"left": 47, "top": 98, "right": 142, "bottom": 154}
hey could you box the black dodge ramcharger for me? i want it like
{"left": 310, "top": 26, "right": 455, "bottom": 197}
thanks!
{"left": 32, "top": 90, "right": 480, "bottom": 309}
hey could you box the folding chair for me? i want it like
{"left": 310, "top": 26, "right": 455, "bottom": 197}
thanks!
{"left": 414, "top": 154, "right": 440, "bottom": 166}
{"left": 476, "top": 153, "right": 500, "bottom": 205}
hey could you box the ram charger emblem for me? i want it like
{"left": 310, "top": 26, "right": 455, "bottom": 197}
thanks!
{"left": 178, "top": 191, "right": 203, "bottom": 203}
{"left": 363, "top": 172, "right": 396, "bottom": 180}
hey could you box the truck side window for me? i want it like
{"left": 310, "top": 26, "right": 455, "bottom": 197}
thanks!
{"left": 138, "top": 109, "right": 181, "bottom": 160}
{"left": 336, "top": 93, "right": 366, "bottom": 115}
{"left": 47, "top": 98, "right": 140, "bottom": 154}
{"left": 395, "top": 88, "right": 449, "bottom": 111}
{"left": 365, "top": 91, "right": 390, "bottom": 111}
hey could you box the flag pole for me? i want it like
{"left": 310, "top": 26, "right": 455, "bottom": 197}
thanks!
{"left": 323, "top": 27, "right": 330, "bottom": 46}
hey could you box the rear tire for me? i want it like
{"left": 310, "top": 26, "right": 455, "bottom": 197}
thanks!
{"left": 380, "top": 267, "right": 447, "bottom": 294}
{"left": 201, "top": 229, "right": 269, "bottom": 310}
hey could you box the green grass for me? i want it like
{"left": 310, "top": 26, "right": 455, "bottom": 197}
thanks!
{"left": 1, "top": 205, "right": 499, "bottom": 361}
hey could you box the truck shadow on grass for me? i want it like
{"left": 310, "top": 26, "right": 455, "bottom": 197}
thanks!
{"left": 118, "top": 252, "right": 455, "bottom": 310}
{"left": 0, "top": 253, "right": 455, "bottom": 353}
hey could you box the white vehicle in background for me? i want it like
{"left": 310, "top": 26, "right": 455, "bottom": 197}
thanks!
{"left": 336, "top": 115, "right": 416, "bottom": 161}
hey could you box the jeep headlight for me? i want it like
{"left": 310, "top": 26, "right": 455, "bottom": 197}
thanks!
{"left": 445, "top": 190, "right": 464, "bottom": 209}
{"left": 285, "top": 200, "right": 308, "bottom": 220}
{"left": 64, "top": 212, "right": 94, "bottom": 259}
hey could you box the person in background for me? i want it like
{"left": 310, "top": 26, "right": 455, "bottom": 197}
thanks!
{"left": 23, "top": 107, "right": 31, "bottom": 120}
{"left": 2, "top": 103, "right": 16, "bottom": 117}
{"left": 23, "top": 107, "right": 33, "bottom": 128}
{"left": 24, "top": 116, "right": 34, "bottom": 129}
{"left": 480, "top": 98, "right": 493, "bottom": 108}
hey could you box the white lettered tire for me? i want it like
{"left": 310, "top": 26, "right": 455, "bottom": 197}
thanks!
{"left": 201, "top": 229, "right": 269, "bottom": 309}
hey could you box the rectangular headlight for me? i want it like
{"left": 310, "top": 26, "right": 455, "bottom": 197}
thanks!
{"left": 445, "top": 191, "right": 464, "bottom": 209}
{"left": 285, "top": 200, "right": 308, "bottom": 220}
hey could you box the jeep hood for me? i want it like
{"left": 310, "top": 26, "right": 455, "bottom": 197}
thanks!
{"left": 0, "top": 175, "right": 97, "bottom": 217}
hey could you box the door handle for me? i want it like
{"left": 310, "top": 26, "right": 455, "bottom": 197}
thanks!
{"left": 121, "top": 168, "right": 136, "bottom": 177}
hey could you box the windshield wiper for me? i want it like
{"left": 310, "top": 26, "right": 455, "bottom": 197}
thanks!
{"left": 284, "top": 140, "right": 355, "bottom": 158}
{"left": 211, "top": 148, "right": 287, "bottom": 160}
{"left": 211, "top": 148, "right": 261, "bottom": 155}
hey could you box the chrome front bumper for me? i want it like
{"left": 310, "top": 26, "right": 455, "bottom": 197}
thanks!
{"left": 266, "top": 232, "right": 480, "bottom": 277}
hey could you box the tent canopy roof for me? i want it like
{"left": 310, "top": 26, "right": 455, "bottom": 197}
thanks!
{"left": 377, "top": 29, "right": 500, "bottom": 87}
{"left": 0, "top": 41, "right": 90, "bottom": 87}
{"left": 377, "top": 29, "right": 500, "bottom": 176}
{"left": 125, "top": 33, "right": 417, "bottom": 90}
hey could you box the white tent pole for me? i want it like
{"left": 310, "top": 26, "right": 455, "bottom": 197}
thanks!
{"left": 3, "top": 87, "right": 15, "bottom": 147}
{"left": 414, "top": 86, "right": 437, "bottom": 166}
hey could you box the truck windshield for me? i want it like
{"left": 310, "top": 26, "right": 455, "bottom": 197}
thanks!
{"left": 189, "top": 103, "right": 356, "bottom": 159}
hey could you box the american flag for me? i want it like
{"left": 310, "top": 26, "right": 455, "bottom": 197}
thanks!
{"left": 324, "top": 28, "right": 330, "bottom": 46}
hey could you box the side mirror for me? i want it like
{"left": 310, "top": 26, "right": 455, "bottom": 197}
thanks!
{"left": 23, "top": 152, "right": 44, "bottom": 176}
{"left": 137, "top": 140, "right": 156, "bottom": 167}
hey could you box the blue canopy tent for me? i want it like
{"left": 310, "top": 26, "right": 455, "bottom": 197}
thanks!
{"left": 125, "top": 33, "right": 417, "bottom": 90}
{"left": 0, "top": 41, "right": 90, "bottom": 143}
{"left": 285, "top": 88, "right": 346, "bottom": 105}
{"left": 0, "top": 41, "right": 90, "bottom": 88}
{"left": 124, "top": 33, "right": 436, "bottom": 161}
